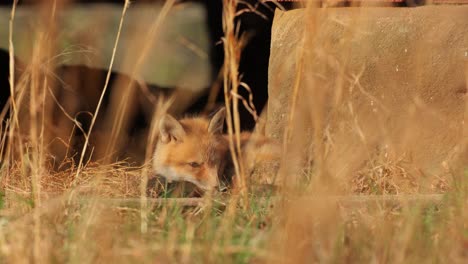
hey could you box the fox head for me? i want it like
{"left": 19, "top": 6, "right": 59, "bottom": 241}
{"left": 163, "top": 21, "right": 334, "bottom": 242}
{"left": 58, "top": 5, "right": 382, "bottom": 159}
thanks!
{"left": 152, "top": 108, "right": 229, "bottom": 191}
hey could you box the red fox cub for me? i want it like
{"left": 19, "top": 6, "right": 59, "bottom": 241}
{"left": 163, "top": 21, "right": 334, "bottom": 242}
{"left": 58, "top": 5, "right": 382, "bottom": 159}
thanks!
{"left": 153, "top": 108, "right": 229, "bottom": 191}
{"left": 152, "top": 107, "right": 281, "bottom": 191}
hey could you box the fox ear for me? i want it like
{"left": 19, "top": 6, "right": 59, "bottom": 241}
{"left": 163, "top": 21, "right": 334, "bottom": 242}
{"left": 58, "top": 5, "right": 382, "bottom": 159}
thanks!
{"left": 159, "top": 114, "right": 186, "bottom": 143}
{"left": 208, "top": 107, "right": 226, "bottom": 134}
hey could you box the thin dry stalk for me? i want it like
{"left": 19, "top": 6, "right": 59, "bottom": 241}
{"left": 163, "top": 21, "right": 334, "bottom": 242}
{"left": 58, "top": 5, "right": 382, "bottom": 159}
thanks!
{"left": 278, "top": 30, "right": 305, "bottom": 191}
{"left": 5, "top": 0, "right": 25, "bottom": 174}
{"left": 29, "top": 39, "right": 42, "bottom": 264}
{"left": 222, "top": 0, "right": 247, "bottom": 203}
{"left": 62, "top": 3, "right": 132, "bottom": 259}
{"left": 464, "top": 68, "right": 468, "bottom": 152}
{"left": 130, "top": 0, "right": 176, "bottom": 235}
{"left": 140, "top": 96, "right": 174, "bottom": 234}
{"left": 8, "top": 0, "right": 44, "bottom": 262}
{"left": 206, "top": 66, "right": 224, "bottom": 112}
{"left": 105, "top": 0, "right": 175, "bottom": 160}
{"left": 72, "top": 0, "right": 131, "bottom": 185}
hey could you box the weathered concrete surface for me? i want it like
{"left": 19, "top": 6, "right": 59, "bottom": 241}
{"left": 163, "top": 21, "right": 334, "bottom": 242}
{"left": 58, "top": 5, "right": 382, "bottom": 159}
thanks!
{"left": 0, "top": 3, "right": 211, "bottom": 90}
{"left": 268, "top": 6, "right": 467, "bottom": 186}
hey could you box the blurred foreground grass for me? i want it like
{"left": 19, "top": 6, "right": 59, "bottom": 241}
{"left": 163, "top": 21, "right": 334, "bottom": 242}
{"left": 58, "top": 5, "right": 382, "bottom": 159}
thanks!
{"left": 0, "top": 166, "right": 465, "bottom": 263}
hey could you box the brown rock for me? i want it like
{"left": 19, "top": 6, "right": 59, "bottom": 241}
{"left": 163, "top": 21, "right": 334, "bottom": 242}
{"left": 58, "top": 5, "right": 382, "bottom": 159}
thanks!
{"left": 267, "top": 7, "right": 467, "bottom": 190}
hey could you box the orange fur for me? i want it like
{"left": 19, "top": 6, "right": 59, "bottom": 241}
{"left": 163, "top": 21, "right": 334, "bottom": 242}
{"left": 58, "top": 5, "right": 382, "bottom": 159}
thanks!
{"left": 152, "top": 108, "right": 281, "bottom": 191}
{"left": 153, "top": 109, "right": 228, "bottom": 190}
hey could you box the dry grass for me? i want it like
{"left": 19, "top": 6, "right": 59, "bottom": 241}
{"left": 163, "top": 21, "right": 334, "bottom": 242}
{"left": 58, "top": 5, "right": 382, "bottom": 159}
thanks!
{"left": 0, "top": 1, "right": 466, "bottom": 263}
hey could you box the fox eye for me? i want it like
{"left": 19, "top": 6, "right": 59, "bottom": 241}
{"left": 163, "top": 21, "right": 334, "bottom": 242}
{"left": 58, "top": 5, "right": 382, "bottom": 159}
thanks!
{"left": 188, "top": 162, "right": 202, "bottom": 168}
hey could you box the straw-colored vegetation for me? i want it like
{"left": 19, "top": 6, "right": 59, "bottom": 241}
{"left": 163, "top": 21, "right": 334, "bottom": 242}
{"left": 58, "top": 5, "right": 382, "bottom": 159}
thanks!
{"left": 0, "top": 1, "right": 466, "bottom": 263}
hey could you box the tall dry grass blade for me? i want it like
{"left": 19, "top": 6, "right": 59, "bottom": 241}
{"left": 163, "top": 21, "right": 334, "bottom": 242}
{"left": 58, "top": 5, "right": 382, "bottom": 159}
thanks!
{"left": 464, "top": 67, "right": 467, "bottom": 155}
{"left": 72, "top": 0, "right": 131, "bottom": 185}
{"left": 4, "top": 0, "right": 24, "bottom": 174}
{"left": 29, "top": 38, "right": 42, "bottom": 264}
{"left": 222, "top": 0, "right": 247, "bottom": 204}
{"left": 278, "top": 30, "right": 305, "bottom": 192}
{"left": 129, "top": 0, "right": 176, "bottom": 235}
{"left": 140, "top": 96, "right": 174, "bottom": 234}
{"left": 28, "top": 1, "right": 61, "bottom": 262}
{"left": 104, "top": 0, "right": 175, "bottom": 161}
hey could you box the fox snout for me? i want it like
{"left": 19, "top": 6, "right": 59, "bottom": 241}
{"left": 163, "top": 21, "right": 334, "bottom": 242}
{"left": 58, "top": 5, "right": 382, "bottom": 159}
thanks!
{"left": 153, "top": 162, "right": 220, "bottom": 191}
{"left": 195, "top": 166, "right": 220, "bottom": 191}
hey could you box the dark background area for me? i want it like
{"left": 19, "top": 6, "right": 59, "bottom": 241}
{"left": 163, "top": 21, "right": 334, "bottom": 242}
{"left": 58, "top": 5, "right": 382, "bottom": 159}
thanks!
{"left": 0, "top": 0, "right": 283, "bottom": 131}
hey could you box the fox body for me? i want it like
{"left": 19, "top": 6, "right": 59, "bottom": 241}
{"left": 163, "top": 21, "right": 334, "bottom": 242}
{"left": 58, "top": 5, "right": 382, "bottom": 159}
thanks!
{"left": 152, "top": 108, "right": 281, "bottom": 191}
